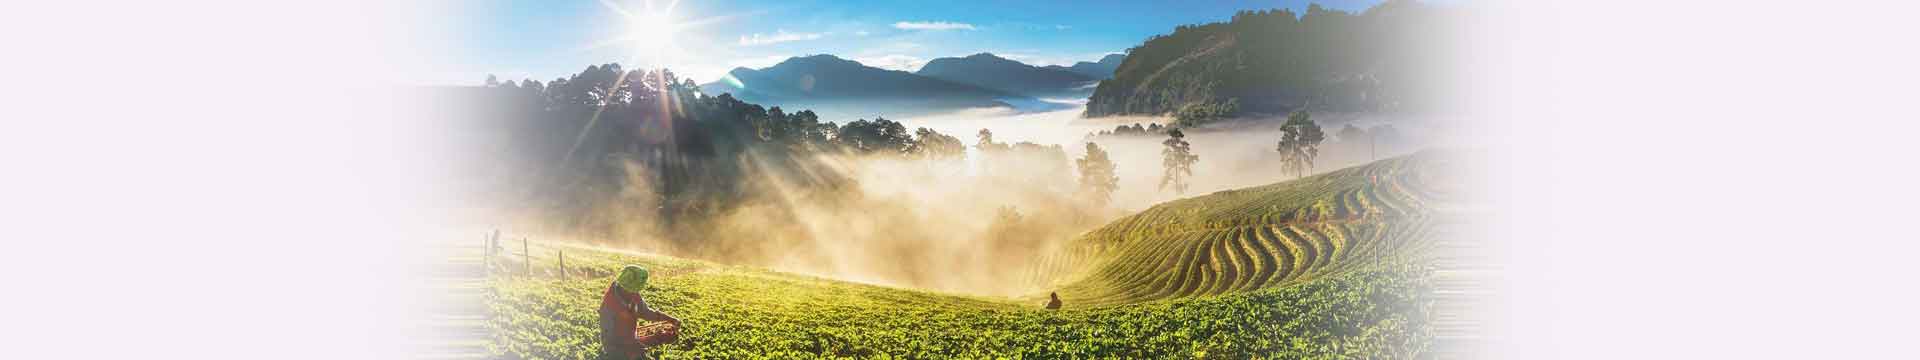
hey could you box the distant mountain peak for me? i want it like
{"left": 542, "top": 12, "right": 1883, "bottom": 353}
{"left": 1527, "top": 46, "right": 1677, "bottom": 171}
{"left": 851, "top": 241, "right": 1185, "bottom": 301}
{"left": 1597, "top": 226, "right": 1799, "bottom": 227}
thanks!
{"left": 965, "top": 52, "right": 1008, "bottom": 60}
{"left": 1040, "top": 53, "right": 1127, "bottom": 80}
{"left": 776, "top": 54, "right": 862, "bottom": 68}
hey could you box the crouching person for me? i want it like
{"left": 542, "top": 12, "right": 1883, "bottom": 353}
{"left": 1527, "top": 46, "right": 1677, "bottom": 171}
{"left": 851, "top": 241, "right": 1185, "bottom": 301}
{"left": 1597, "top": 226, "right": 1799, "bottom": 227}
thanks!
{"left": 600, "top": 265, "right": 681, "bottom": 360}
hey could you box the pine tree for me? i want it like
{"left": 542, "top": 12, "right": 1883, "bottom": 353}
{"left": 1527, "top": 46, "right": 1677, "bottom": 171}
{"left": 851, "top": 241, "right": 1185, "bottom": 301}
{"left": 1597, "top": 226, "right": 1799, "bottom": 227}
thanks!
{"left": 1276, "top": 110, "right": 1326, "bottom": 178}
{"left": 1160, "top": 128, "right": 1200, "bottom": 194}
{"left": 1076, "top": 142, "right": 1121, "bottom": 206}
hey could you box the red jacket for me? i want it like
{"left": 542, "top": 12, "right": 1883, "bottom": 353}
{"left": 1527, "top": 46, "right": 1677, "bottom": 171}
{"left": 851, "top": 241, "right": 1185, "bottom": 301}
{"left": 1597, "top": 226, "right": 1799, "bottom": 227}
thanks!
{"left": 599, "top": 284, "right": 645, "bottom": 359}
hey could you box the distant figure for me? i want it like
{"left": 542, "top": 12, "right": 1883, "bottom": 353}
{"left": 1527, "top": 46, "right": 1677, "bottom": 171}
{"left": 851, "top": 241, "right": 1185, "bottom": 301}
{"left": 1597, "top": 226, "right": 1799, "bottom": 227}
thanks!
{"left": 489, "top": 230, "right": 504, "bottom": 258}
{"left": 600, "top": 265, "right": 682, "bottom": 360}
{"left": 1045, "top": 292, "right": 1062, "bottom": 310}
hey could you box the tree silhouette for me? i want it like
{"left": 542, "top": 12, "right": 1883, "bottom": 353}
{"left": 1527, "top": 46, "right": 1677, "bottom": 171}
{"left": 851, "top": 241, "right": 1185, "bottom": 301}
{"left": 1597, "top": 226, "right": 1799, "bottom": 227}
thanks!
{"left": 1076, "top": 142, "right": 1120, "bottom": 207}
{"left": 907, "top": 127, "right": 966, "bottom": 161}
{"left": 1275, "top": 110, "right": 1325, "bottom": 178}
{"left": 836, "top": 117, "right": 913, "bottom": 154}
{"left": 1160, "top": 128, "right": 1199, "bottom": 194}
{"left": 975, "top": 128, "right": 1006, "bottom": 151}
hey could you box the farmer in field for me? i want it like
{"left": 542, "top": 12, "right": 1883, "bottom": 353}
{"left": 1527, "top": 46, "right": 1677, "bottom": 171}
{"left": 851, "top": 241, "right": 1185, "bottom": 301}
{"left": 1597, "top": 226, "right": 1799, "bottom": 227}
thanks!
{"left": 1045, "top": 291, "right": 1062, "bottom": 310}
{"left": 600, "top": 265, "right": 682, "bottom": 360}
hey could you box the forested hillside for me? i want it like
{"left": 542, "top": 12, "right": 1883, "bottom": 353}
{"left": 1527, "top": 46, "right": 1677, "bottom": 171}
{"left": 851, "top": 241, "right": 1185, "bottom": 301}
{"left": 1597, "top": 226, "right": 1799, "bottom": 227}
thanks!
{"left": 452, "top": 64, "right": 971, "bottom": 243}
{"left": 1085, "top": 1, "right": 1453, "bottom": 118}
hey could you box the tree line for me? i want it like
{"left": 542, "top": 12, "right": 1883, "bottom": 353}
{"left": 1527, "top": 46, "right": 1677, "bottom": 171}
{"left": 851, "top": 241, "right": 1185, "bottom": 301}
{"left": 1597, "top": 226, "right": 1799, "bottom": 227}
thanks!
{"left": 469, "top": 65, "right": 1146, "bottom": 244}
{"left": 471, "top": 64, "right": 994, "bottom": 236}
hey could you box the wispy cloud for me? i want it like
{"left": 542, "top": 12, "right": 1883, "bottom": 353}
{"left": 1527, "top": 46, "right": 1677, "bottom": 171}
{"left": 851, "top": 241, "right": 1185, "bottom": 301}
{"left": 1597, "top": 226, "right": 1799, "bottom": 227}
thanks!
{"left": 738, "top": 30, "right": 825, "bottom": 46}
{"left": 892, "top": 21, "right": 976, "bottom": 31}
{"left": 1055, "top": 24, "right": 1072, "bottom": 30}
{"left": 852, "top": 54, "right": 928, "bottom": 72}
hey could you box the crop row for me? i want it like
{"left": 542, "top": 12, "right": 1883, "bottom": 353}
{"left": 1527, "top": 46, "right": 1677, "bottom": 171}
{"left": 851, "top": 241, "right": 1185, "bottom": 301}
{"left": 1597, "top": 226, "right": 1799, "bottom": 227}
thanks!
{"left": 1040, "top": 153, "right": 1447, "bottom": 306}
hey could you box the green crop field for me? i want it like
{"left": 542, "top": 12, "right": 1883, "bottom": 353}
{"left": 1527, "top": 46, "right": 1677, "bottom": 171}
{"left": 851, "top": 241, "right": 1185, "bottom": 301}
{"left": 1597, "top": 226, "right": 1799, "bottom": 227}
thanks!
{"left": 480, "top": 152, "right": 1458, "bottom": 359}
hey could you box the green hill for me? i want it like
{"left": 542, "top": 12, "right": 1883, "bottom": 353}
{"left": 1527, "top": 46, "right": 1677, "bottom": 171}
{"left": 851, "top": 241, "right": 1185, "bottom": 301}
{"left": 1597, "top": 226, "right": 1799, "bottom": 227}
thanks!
{"left": 1038, "top": 152, "right": 1448, "bottom": 306}
{"left": 1084, "top": 1, "right": 1453, "bottom": 117}
{"left": 480, "top": 153, "right": 1456, "bottom": 359}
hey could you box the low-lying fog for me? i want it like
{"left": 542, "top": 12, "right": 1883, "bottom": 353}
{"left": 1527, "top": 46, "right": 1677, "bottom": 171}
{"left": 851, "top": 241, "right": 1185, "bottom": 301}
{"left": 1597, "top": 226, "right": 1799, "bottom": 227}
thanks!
{"left": 896, "top": 104, "right": 1444, "bottom": 212}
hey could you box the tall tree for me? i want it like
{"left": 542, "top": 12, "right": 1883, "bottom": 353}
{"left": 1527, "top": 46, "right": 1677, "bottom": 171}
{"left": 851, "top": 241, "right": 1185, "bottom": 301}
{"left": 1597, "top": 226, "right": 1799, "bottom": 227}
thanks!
{"left": 1275, "top": 110, "right": 1326, "bottom": 178}
{"left": 1160, "top": 128, "right": 1199, "bottom": 194}
{"left": 1076, "top": 142, "right": 1120, "bottom": 207}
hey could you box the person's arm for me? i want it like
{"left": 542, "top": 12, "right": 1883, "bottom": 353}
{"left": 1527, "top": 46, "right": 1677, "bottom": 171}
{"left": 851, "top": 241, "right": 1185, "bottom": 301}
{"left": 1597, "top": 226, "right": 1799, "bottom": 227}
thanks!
{"left": 632, "top": 297, "right": 681, "bottom": 325}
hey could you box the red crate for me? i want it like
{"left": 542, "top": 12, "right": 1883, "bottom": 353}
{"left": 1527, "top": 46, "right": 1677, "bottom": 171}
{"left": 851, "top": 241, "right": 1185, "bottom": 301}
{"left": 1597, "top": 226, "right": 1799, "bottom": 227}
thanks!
{"left": 634, "top": 322, "right": 680, "bottom": 347}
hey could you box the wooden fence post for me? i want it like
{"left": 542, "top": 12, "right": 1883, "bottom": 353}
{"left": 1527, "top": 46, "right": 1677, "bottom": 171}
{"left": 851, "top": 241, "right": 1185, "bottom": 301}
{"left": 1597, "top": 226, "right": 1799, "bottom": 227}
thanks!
{"left": 558, "top": 250, "right": 567, "bottom": 280}
{"left": 523, "top": 237, "right": 531, "bottom": 276}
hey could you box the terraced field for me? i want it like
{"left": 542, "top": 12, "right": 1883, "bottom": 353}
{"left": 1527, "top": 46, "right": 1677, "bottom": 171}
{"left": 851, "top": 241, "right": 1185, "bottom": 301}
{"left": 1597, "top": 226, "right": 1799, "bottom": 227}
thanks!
{"left": 1041, "top": 153, "right": 1448, "bottom": 306}
{"left": 475, "top": 152, "right": 1466, "bottom": 359}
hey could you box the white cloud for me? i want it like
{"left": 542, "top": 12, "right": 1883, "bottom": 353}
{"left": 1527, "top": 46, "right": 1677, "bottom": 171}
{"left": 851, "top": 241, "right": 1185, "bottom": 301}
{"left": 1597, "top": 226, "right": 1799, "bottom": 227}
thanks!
{"left": 852, "top": 54, "right": 927, "bottom": 72}
{"left": 892, "top": 21, "right": 976, "bottom": 31}
{"left": 854, "top": 30, "right": 871, "bottom": 36}
{"left": 738, "top": 30, "right": 825, "bottom": 46}
{"left": 1055, "top": 24, "right": 1072, "bottom": 30}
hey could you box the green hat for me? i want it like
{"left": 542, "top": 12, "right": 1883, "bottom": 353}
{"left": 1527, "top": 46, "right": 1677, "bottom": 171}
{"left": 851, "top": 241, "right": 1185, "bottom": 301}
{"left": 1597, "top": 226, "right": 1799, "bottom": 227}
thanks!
{"left": 616, "top": 265, "right": 649, "bottom": 292}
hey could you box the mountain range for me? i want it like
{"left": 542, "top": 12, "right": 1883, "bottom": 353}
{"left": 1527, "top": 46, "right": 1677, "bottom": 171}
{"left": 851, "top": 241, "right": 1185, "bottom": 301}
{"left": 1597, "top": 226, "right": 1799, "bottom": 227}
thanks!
{"left": 915, "top": 53, "right": 1100, "bottom": 99}
{"left": 699, "top": 55, "right": 1014, "bottom": 119}
{"left": 699, "top": 53, "right": 1116, "bottom": 120}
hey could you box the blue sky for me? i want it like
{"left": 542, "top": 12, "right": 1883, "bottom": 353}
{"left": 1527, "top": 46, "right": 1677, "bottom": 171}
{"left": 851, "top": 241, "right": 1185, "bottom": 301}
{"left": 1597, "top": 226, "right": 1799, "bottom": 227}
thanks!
{"left": 437, "top": 0, "right": 1386, "bottom": 85}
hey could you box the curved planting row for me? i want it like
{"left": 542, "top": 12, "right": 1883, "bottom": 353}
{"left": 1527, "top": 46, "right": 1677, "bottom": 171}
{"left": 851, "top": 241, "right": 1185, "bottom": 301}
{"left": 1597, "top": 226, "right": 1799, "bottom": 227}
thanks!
{"left": 1048, "top": 152, "right": 1451, "bottom": 306}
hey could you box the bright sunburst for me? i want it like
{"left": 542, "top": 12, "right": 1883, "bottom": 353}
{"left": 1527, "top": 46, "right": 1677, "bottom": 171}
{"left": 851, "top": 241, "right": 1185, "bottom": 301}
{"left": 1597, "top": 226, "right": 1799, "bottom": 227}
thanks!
{"left": 592, "top": 0, "right": 691, "bottom": 69}
{"left": 623, "top": 2, "right": 679, "bottom": 56}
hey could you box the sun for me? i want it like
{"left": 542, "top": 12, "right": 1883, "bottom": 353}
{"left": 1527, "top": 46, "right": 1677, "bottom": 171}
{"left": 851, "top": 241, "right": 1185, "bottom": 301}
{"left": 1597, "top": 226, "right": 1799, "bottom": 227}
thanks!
{"left": 589, "top": 0, "right": 743, "bottom": 79}
{"left": 593, "top": 0, "right": 689, "bottom": 67}
{"left": 626, "top": 9, "right": 678, "bottom": 54}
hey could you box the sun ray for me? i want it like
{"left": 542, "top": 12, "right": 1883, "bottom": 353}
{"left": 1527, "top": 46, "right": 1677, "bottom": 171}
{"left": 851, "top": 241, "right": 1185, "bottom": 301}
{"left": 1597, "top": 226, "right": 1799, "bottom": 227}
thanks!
{"left": 596, "top": 0, "right": 635, "bottom": 19}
